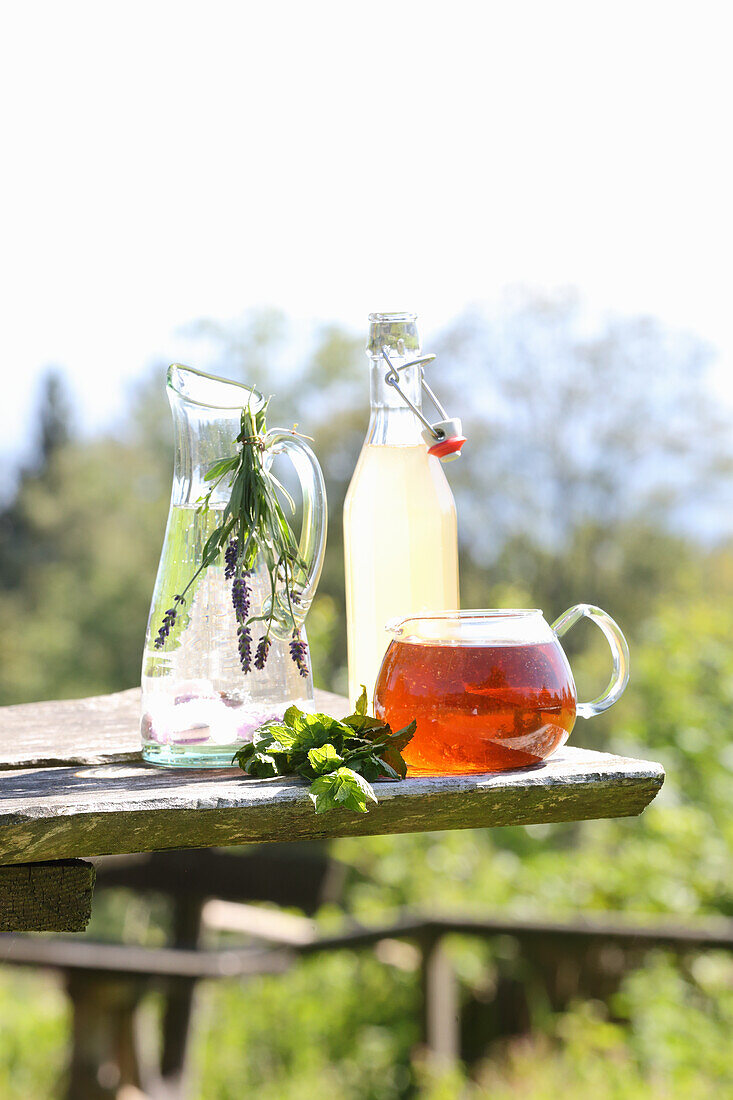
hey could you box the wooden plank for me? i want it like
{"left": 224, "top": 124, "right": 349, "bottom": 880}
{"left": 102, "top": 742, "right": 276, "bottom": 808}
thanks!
{"left": 0, "top": 934, "right": 291, "bottom": 979}
{"left": 201, "top": 899, "right": 318, "bottom": 944}
{"left": 0, "top": 859, "right": 95, "bottom": 932}
{"left": 5, "top": 909, "right": 732, "bottom": 983}
{"left": 94, "top": 847, "right": 345, "bottom": 910}
{"left": 0, "top": 747, "right": 663, "bottom": 866}
{"left": 0, "top": 687, "right": 349, "bottom": 769}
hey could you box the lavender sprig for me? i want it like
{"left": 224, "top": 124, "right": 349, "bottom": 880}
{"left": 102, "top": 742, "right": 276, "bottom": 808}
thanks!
{"left": 153, "top": 595, "right": 185, "bottom": 649}
{"left": 237, "top": 623, "right": 253, "bottom": 673}
{"left": 254, "top": 635, "right": 271, "bottom": 670}
{"left": 231, "top": 572, "right": 254, "bottom": 673}
{"left": 231, "top": 574, "right": 251, "bottom": 620}
{"left": 224, "top": 540, "right": 238, "bottom": 580}
{"left": 289, "top": 630, "right": 309, "bottom": 678}
{"left": 153, "top": 399, "right": 310, "bottom": 677}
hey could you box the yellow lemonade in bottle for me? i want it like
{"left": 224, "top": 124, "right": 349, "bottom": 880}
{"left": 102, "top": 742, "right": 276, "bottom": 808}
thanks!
{"left": 343, "top": 313, "right": 460, "bottom": 705}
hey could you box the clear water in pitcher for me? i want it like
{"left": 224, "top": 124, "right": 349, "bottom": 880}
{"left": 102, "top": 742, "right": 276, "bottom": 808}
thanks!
{"left": 141, "top": 505, "right": 312, "bottom": 766}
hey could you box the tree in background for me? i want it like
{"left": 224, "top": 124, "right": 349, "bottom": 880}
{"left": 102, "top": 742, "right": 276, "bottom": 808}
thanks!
{"left": 0, "top": 370, "right": 73, "bottom": 591}
{"left": 0, "top": 296, "right": 730, "bottom": 704}
{"left": 0, "top": 370, "right": 171, "bottom": 703}
{"left": 3, "top": 303, "right": 733, "bottom": 1097}
{"left": 434, "top": 289, "right": 733, "bottom": 626}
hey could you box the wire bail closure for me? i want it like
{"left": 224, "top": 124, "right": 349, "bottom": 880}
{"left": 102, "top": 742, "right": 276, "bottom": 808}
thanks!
{"left": 381, "top": 349, "right": 467, "bottom": 462}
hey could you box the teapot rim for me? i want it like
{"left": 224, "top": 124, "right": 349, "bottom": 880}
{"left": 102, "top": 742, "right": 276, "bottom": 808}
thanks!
{"left": 386, "top": 609, "right": 543, "bottom": 631}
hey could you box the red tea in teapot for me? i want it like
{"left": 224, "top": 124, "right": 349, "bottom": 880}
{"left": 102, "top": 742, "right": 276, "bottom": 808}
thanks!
{"left": 374, "top": 639, "right": 576, "bottom": 775}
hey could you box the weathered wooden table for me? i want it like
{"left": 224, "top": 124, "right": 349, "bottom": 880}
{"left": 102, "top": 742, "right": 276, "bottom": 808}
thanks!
{"left": 0, "top": 688, "right": 664, "bottom": 932}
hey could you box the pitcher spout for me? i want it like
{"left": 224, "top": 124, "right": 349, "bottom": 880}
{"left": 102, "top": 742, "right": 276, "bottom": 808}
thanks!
{"left": 167, "top": 364, "right": 264, "bottom": 412}
{"left": 166, "top": 365, "right": 264, "bottom": 509}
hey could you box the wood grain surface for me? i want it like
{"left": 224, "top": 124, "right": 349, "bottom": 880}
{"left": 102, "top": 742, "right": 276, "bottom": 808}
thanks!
{"left": 0, "top": 687, "right": 349, "bottom": 768}
{"left": 0, "top": 748, "right": 664, "bottom": 865}
{"left": 0, "top": 859, "right": 94, "bottom": 931}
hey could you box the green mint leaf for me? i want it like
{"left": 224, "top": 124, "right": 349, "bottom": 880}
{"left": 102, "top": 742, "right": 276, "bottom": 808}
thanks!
{"left": 308, "top": 767, "right": 378, "bottom": 815}
{"left": 232, "top": 743, "right": 255, "bottom": 766}
{"left": 242, "top": 752, "right": 281, "bottom": 778}
{"left": 238, "top": 700, "right": 415, "bottom": 814}
{"left": 285, "top": 712, "right": 350, "bottom": 755}
{"left": 307, "top": 743, "right": 343, "bottom": 774}
{"left": 378, "top": 746, "right": 408, "bottom": 780}
{"left": 342, "top": 749, "right": 402, "bottom": 783}
{"left": 253, "top": 722, "right": 299, "bottom": 751}
{"left": 235, "top": 728, "right": 294, "bottom": 771}
{"left": 376, "top": 756, "right": 402, "bottom": 781}
{"left": 250, "top": 729, "right": 283, "bottom": 754}
{"left": 283, "top": 704, "right": 308, "bottom": 730}
{"left": 354, "top": 686, "right": 368, "bottom": 715}
{"left": 349, "top": 754, "right": 383, "bottom": 784}
{"left": 384, "top": 719, "right": 417, "bottom": 753}
{"left": 342, "top": 712, "right": 391, "bottom": 738}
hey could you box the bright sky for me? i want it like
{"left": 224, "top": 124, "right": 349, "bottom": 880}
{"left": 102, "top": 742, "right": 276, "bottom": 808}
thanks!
{"left": 1, "top": 1, "right": 730, "bottom": 463}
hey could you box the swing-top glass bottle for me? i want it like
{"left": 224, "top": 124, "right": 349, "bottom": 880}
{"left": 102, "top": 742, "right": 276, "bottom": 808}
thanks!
{"left": 343, "top": 312, "right": 460, "bottom": 705}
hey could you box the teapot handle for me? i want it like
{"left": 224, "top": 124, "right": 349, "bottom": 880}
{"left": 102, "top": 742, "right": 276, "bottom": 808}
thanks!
{"left": 263, "top": 429, "right": 327, "bottom": 633}
{"left": 551, "top": 604, "right": 630, "bottom": 719}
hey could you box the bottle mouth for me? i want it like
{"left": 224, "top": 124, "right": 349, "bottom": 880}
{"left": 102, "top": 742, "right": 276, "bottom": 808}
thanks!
{"left": 367, "top": 312, "right": 420, "bottom": 357}
{"left": 167, "top": 364, "right": 265, "bottom": 412}
{"left": 368, "top": 312, "right": 417, "bottom": 323}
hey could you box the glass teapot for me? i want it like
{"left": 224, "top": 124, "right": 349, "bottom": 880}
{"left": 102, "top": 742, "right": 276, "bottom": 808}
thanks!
{"left": 374, "top": 605, "right": 629, "bottom": 775}
{"left": 141, "top": 365, "right": 327, "bottom": 767}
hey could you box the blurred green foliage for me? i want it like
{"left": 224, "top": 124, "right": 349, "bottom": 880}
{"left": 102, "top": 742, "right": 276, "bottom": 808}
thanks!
{"left": 2, "top": 296, "right": 733, "bottom": 1096}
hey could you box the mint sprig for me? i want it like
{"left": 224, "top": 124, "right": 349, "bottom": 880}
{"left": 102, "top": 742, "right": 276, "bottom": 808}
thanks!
{"left": 233, "top": 688, "right": 416, "bottom": 814}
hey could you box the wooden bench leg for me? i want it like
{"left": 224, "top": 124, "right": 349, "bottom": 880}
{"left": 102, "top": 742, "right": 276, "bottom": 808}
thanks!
{"left": 0, "top": 860, "right": 94, "bottom": 932}
{"left": 159, "top": 897, "right": 204, "bottom": 1095}
{"left": 65, "top": 973, "right": 146, "bottom": 1100}
{"left": 419, "top": 935, "right": 460, "bottom": 1064}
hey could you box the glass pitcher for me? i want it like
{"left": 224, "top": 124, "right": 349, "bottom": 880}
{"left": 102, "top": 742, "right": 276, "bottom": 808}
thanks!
{"left": 373, "top": 605, "right": 629, "bottom": 775}
{"left": 141, "top": 365, "right": 327, "bottom": 767}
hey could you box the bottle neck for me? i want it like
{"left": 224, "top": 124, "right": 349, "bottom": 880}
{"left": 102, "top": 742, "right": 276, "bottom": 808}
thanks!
{"left": 366, "top": 356, "right": 425, "bottom": 445}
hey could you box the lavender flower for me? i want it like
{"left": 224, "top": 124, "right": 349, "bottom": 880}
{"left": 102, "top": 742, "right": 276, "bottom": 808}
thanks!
{"left": 254, "top": 635, "right": 271, "bottom": 670}
{"left": 230, "top": 572, "right": 253, "bottom": 673}
{"left": 231, "top": 574, "right": 251, "bottom": 620}
{"left": 224, "top": 540, "right": 238, "bottom": 580}
{"left": 289, "top": 630, "right": 309, "bottom": 677}
{"left": 154, "top": 595, "right": 184, "bottom": 648}
{"left": 237, "top": 623, "right": 253, "bottom": 673}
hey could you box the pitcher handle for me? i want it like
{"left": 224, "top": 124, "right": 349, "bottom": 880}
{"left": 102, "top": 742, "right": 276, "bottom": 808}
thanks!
{"left": 552, "top": 604, "right": 630, "bottom": 719}
{"left": 263, "top": 429, "right": 327, "bottom": 631}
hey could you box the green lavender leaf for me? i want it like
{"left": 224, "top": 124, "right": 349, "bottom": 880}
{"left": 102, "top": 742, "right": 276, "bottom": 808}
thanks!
{"left": 204, "top": 456, "right": 238, "bottom": 481}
